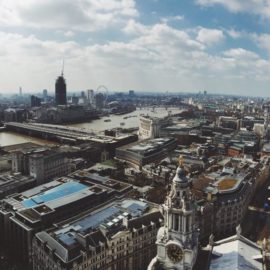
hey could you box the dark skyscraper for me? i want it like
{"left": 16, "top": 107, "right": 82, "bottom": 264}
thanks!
{"left": 31, "top": 95, "right": 41, "bottom": 107}
{"left": 55, "top": 73, "right": 67, "bottom": 105}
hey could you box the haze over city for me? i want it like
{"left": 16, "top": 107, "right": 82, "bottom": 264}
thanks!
{"left": 0, "top": 0, "right": 270, "bottom": 96}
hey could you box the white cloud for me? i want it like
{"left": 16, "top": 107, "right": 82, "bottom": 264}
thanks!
{"left": 253, "top": 33, "right": 270, "bottom": 53}
{"left": 223, "top": 48, "right": 259, "bottom": 59}
{"left": 1, "top": 18, "right": 270, "bottom": 96}
{"left": 224, "top": 30, "right": 270, "bottom": 56}
{"left": 197, "top": 0, "right": 244, "bottom": 12}
{"left": 0, "top": 0, "right": 138, "bottom": 31}
{"left": 196, "top": 27, "right": 225, "bottom": 46}
{"left": 122, "top": 19, "right": 148, "bottom": 35}
{"left": 196, "top": 0, "right": 270, "bottom": 19}
{"left": 227, "top": 29, "right": 244, "bottom": 39}
{"left": 0, "top": 1, "right": 269, "bottom": 96}
{"left": 161, "top": 15, "right": 184, "bottom": 24}
{"left": 64, "top": 31, "right": 75, "bottom": 38}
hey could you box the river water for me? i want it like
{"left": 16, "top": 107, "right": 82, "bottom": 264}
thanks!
{"left": 0, "top": 107, "right": 183, "bottom": 147}
{"left": 0, "top": 132, "right": 56, "bottom": 147}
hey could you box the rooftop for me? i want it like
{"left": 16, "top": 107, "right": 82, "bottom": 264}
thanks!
{"left": 35, "top": 199, "right": 161, "bottom": 264}
{"left": 217, "top": 178, "right": 238, "bottom": 191}
{"left": 55, "top": 199, "right": 148, "bottom": 246}
{"left": 210, "top": 235, "right": 263, "bottom": 270}
{"left": 120, "top": 137, "right": 176, "bottom": 155}
{"left": 71, "top": 171, "right": 131, "bottom": 192}
{"left": 2, "top": 177, "right": 110, "bottom": 216}
{"left": 22, "top": 181, "right": 88, "bottom": 208}
{"left": 205, "top": 167, "right": 249, "bottom": 195}
{"left": 2, "top": 142, "right": 42, "bottom": 153}
{"left": 0, "top": 173, "right": 35, "bottom": 199}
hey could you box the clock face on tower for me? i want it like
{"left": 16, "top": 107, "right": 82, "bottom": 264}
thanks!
{"left": 167, "top": 244, "right": 183, "bottom": 263}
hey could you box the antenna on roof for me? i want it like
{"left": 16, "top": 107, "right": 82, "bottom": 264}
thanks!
{"left": 61, "top": 59, "right": 65, "bottom": 76}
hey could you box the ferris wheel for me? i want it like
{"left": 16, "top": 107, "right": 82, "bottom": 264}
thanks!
{"left": 95, "top": 85, "right": 108, "bottom": 104}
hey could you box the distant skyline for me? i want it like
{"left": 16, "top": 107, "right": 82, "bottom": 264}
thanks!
{"left": 1, "top": 0, "right": 270, "bottom": 96}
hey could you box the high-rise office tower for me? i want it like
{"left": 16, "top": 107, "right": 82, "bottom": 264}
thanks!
{"left": 55, "top": 73, "right": 67, "bottom": 105}
{"left": 43, "top": 89, "right": 48, "bottom": 99}
{"left": 87, "top": 89, "right": 94, "bottom": 105}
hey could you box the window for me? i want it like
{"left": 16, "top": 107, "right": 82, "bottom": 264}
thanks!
{"left": 174, "top": 216, "right": 179, "bottom": 231}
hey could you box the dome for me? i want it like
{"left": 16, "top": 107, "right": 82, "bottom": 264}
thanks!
{"left": 173, "top": 166, "right": 188, "bottom": 183}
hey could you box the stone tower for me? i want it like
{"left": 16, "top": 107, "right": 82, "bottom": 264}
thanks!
{"left": 148, "top": 156, "right": 198, "bottom": 270}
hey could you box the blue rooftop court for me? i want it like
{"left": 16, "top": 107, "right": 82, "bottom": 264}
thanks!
{"left": 22, "top": 182, "right": 88, "bottom": 208}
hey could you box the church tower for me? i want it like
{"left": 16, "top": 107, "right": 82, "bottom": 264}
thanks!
{"left": 148, "top": 156, "right": 198, "bottom": 270}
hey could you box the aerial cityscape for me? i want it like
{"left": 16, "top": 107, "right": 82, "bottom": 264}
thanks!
{"left": 1, "top": 1, "right": 270, "bottom": 270}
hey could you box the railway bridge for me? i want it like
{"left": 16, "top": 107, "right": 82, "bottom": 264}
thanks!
{"left": 4, "top": 122, "right": 138, "bottom": 155}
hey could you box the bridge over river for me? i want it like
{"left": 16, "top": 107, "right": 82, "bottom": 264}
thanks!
{"left": 5, "top": 122, "right": 137, "bottom": 147}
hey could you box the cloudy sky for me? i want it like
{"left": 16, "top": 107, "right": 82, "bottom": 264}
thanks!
{"left": 1, "top": 0, "right": 270, "bottom": 96}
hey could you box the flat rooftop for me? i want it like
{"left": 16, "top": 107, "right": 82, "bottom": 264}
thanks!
{"left": 163, "top": 118, "right": 201, "bottom": 131}
{"left": 2, "top": 178, "right": 109, "bottom": 214}
{"left": 119, "top": 137, "right": 176, "bottom": 155}
{"left": 35, "top": 199, "right": 161, "bottom": 264}
{"left": 71, "top": 171, "right": 132, "bottom": 192}
{"left": 2, "top": 142, "right": 42, "bottom": 153}
{"left": 22, "top": 181, "right": 88, "bottom": 208}
{"left": 0, "top": 173, "right": 35, "bottom": 198}
{"left": 210, "top": 173, "right": 247, "bottom": 194}
{"left": 54, "top": 199, "right": 149, "bottom": 247}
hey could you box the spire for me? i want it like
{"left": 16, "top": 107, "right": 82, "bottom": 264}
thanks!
{"left": 61, "top": 59, "right": 65, "bottom": 77}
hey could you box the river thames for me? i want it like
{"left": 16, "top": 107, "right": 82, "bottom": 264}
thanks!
{"left": 0, "top": 107, "right": 183, "bottom": 147}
